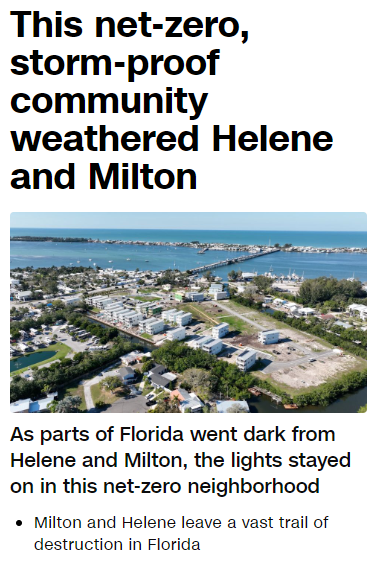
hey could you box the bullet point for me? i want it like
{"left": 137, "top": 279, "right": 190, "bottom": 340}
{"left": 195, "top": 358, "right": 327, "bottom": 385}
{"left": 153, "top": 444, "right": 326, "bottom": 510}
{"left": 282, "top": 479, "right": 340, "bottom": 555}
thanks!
{"left": 16, "top": 520, "right": 22, "bottom": 526}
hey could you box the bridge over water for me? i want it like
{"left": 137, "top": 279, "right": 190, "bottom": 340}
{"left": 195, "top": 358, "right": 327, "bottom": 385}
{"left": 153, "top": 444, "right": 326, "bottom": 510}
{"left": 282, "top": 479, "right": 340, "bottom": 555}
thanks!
{"left": 188, "top": 248, "right": 280, "bottom": 274}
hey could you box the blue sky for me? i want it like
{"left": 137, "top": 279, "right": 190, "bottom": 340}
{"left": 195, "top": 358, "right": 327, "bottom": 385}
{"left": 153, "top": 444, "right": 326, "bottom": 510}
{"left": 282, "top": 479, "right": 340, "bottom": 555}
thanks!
{"left": 10, "top": 212, "right": 366, "bottom": 231}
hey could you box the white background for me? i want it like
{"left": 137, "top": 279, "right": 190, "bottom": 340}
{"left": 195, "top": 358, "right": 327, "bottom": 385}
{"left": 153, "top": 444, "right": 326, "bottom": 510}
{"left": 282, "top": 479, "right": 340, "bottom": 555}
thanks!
{"left": 1, "top": 1, "right": 369, "bottom": 562}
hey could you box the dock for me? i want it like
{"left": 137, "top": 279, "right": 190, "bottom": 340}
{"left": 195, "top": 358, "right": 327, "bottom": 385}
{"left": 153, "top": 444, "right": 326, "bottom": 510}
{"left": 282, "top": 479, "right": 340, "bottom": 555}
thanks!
{"left": 188, "top": 248, "right": 280, "bottom": 274}
{"left": 252, "top": 386, "right": 282, "bottom": 404}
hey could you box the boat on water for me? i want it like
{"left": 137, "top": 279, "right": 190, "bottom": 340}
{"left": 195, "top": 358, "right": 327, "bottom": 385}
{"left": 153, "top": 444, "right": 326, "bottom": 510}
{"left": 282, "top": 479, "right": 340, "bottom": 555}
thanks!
{"left": 77, "top": 260, "right": 80, "bottom": 263}
{"left": 108, "top": 260, "right": 113, "bottom": 263}
{"left": 89, "top": 258, "right": 92, "bottom": 261}
{"left": 127, "top": 258, "right": 131, "bottom": 261}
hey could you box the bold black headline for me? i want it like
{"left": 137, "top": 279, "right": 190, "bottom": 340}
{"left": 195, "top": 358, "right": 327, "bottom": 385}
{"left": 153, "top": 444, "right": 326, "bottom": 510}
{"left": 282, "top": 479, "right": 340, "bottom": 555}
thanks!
{"left": 8, "top": 11, "right": 333, "bottom": 191}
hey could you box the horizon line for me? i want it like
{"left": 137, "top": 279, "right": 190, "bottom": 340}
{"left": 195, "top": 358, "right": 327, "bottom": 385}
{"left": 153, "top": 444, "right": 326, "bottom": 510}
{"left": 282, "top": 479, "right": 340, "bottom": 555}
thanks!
{"left": 10, "top": 227, "right": 367, "bottom": 233}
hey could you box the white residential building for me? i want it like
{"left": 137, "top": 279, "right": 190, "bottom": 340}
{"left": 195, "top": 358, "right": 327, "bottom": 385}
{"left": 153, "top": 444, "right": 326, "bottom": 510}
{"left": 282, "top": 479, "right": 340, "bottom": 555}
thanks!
{"left": 63, "top": 296, "right": 81, "bottom": 306}
{"left": 136, "top": 301, "right": 153, "bottom": 313}
{"left": 16, "top": 291, "right": 32, "bottom": 301}
{"left": 202, "top": 338, "right": 224, "bottom": 355}
{"left": 112, "top": 308, "right": 131, "bottom": 320}
{"left": 117, "top": 310, "right": 135, "bottom": 322}
{"left": 104, "top": 301, "right": 123, "bottom": 311}
{"left": 190, "top": 336, "right": 214, "bottom": 350}
{"left": 209, "top": 283, "right": 224, "bottom": 292}
{"left": 186, "top": 292, "right": 205, "bottom": 302}
{"left": 139, "top": 317, "right": 156, "bottom": 331}
{"left": 169, "top": 310, "right": 184, "bottom": 323}
{"left": 88, "top": 295, "right": 111, "bottom": 307}
{"left": 124, "top": 312, "right": 143, "bottom": 327}
{"left": 176, "top": 312, "right": 192, "bottom": 326}
{"left": 210, "top": 291, "right": 229, "bottom": 300}
{"left": 348, "top": 304, "right": 367, "bottom": 317}
{"left": 146, "top": 319, "right": 165, "bottom": 335}
{"left": 162, "top": 308, "right": 178, "bottom": 321}
{"left": 236, "top": 349, "right": 257, "bottom": 371}
{"left": 212, "top": 322, "right": 229, "bottom": 339}
{"left": 167, "top": 326, "right": 186, "bottom": 341}
{"left": 258, "top": 329, "right": 280, "bottom": 344}
{"left": 297, "top": 307, "right": 316, "bottom": 317}
{"left": 171, "top": 388, "right": 204, "bottom": 413}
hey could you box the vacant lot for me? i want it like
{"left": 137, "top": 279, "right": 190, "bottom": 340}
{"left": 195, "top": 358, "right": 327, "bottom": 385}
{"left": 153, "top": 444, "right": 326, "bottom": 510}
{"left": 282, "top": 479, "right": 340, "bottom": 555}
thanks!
{"left": 90, "top": 382, "right": 129, "bottom": 407}
{"left": 262, "top": 354, "right": 366, "bottom": 394}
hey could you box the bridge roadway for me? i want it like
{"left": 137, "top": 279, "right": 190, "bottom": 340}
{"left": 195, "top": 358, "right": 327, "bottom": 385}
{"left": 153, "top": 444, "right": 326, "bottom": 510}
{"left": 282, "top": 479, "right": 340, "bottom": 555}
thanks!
{"left": 188, "top": 248, "right": 280, "bottom": 274}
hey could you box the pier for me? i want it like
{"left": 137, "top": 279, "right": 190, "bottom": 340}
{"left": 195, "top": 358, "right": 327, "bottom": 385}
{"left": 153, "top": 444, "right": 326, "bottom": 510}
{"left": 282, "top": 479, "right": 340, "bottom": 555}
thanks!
{"left": 252, "top": 386, "right": 282, "bottom": 404}
{"left": 188, "top": 248, "right": 280, "bottom": 274}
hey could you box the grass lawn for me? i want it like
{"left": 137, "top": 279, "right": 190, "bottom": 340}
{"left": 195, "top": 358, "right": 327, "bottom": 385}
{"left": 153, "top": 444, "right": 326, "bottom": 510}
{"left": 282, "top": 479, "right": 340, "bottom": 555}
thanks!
{"left": 142, "top": 379, "right": 154, "bottom": 395}
{"left": 59, "top": 381, "right": 87, "bottom": 412}
{"left": 90, "top": 382, "right": 128, "bottom": 407}
{"left": 141, "top": 333, "right": 153, "bottom": 341}
{"left": 131, "top": 295, "right": 160, "bottom": 302}
{"left": 218, "top": 315, "right": 250, "bottom": 334}
{"left": 179, "top": 303, "right": 214, "bottom": 328}
{"left": 155, "top": 390, "right": 170, "bottom": 400}
{"left": 10, "top": 342, "right": 72, "bottom": 377}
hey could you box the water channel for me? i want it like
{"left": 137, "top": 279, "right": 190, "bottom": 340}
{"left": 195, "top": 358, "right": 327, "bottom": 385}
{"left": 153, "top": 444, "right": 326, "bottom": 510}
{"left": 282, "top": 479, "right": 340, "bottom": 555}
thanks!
{"left": 10, "top": 350, "right": 57, "bottom": 373}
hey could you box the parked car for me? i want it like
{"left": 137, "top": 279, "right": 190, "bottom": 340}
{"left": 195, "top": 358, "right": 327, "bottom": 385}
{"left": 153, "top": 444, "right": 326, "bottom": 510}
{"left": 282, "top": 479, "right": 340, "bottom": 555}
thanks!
{"left": 146, "top": 400, "right": 156, "bottom": 407}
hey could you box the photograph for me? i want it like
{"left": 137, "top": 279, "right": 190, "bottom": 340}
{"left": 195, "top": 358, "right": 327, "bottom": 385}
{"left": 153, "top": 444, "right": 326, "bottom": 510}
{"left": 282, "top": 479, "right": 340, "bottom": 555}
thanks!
{"left": 10, "top": 212, "right": 367, "bottom": 414}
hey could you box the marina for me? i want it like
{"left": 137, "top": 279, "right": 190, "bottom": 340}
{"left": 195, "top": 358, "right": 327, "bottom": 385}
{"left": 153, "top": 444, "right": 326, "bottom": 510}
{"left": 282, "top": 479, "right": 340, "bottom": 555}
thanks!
{"left": 10, "top": 239, "right": 367, "bottom": 282}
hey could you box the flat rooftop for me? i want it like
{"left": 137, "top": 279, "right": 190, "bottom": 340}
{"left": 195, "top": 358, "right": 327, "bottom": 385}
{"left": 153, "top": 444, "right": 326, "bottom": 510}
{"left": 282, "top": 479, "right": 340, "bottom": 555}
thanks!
{"left": 237, "top": 349, "right": 256, "bottom": 360}
{"left": 203, "top": 338, "right": 222, "bottom": 347}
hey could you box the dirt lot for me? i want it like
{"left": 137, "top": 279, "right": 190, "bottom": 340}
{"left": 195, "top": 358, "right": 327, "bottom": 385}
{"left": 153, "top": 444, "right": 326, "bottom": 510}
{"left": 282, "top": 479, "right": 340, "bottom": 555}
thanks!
{"left": 267, "top": 354, "right": 363, "bottom": 390}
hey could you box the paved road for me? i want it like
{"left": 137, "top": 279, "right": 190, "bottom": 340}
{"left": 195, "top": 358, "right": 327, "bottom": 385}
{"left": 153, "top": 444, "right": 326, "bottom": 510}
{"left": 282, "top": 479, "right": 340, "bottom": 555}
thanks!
{"left": 83, "top": 375, "right": 101, "bottom": 413}
{"left": 262, "top": 349, "right": 336, "bottom": 374}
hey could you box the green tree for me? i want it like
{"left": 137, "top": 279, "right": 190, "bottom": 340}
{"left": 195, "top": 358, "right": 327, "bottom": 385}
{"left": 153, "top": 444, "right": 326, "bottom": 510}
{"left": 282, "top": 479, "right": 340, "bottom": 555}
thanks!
{"left": 151, "top": 398, "right": 180, "bottom": 413}
{"left": 254, "top": 276, "right": 272, "bottom": 293}
{"left": 100, "top": 376, "right": 123, "bottom": 392}
{"left": 50, "top": 396, "right": 82, "bottom": 413}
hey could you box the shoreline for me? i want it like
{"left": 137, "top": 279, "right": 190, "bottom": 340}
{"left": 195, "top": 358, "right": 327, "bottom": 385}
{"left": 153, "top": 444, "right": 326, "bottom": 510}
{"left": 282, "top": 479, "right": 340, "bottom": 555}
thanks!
{"left": 10, "top": 237, "right": 367, "bottom": 254}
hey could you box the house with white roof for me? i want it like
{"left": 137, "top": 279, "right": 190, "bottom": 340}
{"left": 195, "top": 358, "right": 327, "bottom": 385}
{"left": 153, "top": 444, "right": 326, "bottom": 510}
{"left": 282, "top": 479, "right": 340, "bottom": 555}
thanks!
{"left": 170, "top": 388, "right": 204, "bottom": 413}
{"left": 297, "top": 307, "right": 316, "bottom": 317}
{"left": 348, "top": 304, "right": 367, "bottom": 319}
